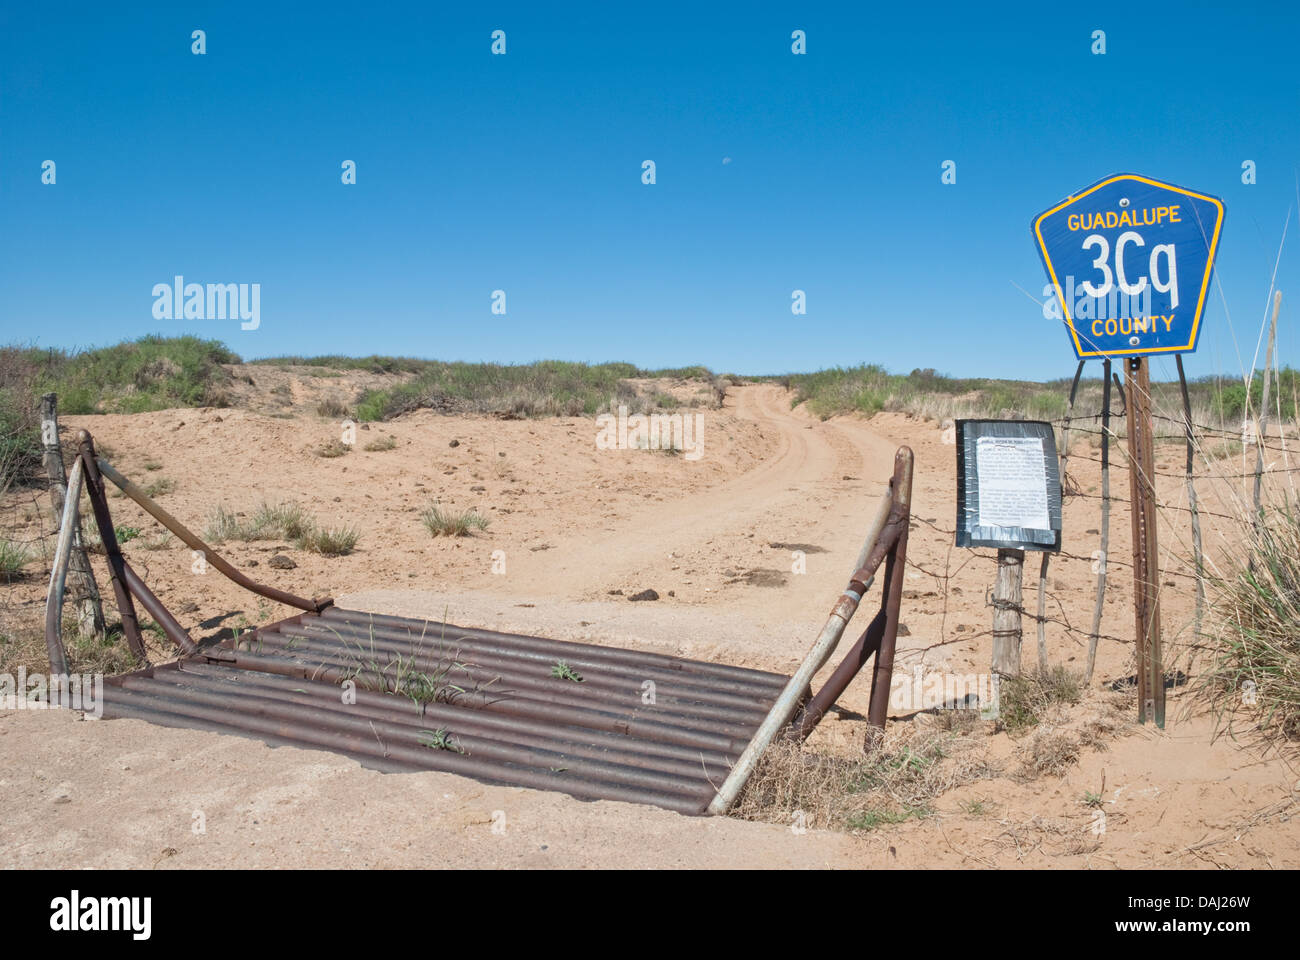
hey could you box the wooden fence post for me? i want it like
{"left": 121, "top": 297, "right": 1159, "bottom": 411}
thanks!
{"left": 1041, "top": 360, "right": 1085, "bottom": 673}
{"left": 992, "top": 548, "right": 1025, "bottom": 677}
{"left": 1254, "top": 291, "right": 1282, "bottom": 524}
{"left": 1085, "top": 360, "right": 1112, "bottom": 684}
{"left": 1175, "top": 355, "right": 1205, "bottom": 639}
{"left": 40, "top": 393, "right": 105, "bottom": 639}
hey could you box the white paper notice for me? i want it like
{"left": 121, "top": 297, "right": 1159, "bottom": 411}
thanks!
{"left": 976, "top": 436, "right": 1049, "bottom": 530}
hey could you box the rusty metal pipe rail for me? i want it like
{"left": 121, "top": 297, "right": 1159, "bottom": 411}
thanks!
{"left": 77, "top": 432, "right": 148, "bottom": 661}
{"left": 791, "top": 610, "right": 886, "bottom": 739}
{"left": 121, "top": 561, "right": 199, "bottom": 656}
{"left": 706, "top": 447, "right": 913, "bottom": 815}
{"left": 43, "top": 457, "right": 83, "bottom": 676}
{"left": 85, "top": 435, "right": 329, "bottom": 615}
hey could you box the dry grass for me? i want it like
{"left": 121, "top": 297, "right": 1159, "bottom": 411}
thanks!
{"left": 298, "top": 525, "right": 359, "bottom": 556}
{"left": 997, "top": 666, "right": 1084, "bottom": 736}
{"left": 422, "top": 505, "right": 490, "bottom": 537}
{"left": 205, "top": 501, "right": 314, "bottom": 543}
{"left": 316, "top": 397, "right": 352, "bottom": 419}
{"left": 732, "top": 719, "right": 997, "bottom": 832}
{"left": 0, "top": 539, "right": 34, "bottom": 580}
{"left": 0, "top": 618, "right": 142, "bottom": 678}
{"left": 315, "top": 438, "right": 351, "bottom": 458}
{"left": 1198, "top": 502, "right": 1300, "bottom": 746}
{"left": 140, "top": 476, "right": 175, "bottom": 498}
{"left": 1010, "top": 689, "right": 1130, "bottom": 780}
{"left": 203, "top": 500, "right": 358, "bottom": 556}
{"left": 362, "top": 434, "right": 398, "bottom": 452}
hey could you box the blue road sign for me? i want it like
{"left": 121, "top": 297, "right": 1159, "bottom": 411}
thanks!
{"left": 1033, "top": 174, "right": 1225, "bottom": 359}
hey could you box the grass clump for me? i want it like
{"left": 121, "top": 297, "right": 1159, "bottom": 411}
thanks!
{"left": 252, "top": 501, "right": 315, "bottom": 542}
{"left": 330, "top": 628, "right": 473, "bottom": 706}
{"left": 315, "top": 439, "right": 351, "bottom": 458}
{"left": 550, "top": 660, "right": 583, "bottom": 682}
{"left": 316, "top": 397, "right": 352, "bottom": 419}
{"left": 297, "top": 525, "right": 359, "bottom": 557}
{"left": 204, "top": 505, "right": 249, "bottom": 543}
{"left": 141, "top": 476, "right": 175, "bottom": 498}
{"left": 422, "top": 505, "right": 490, "bottom": 537}
{"left": 732, "top": 723, "right": 996, "bottom": 833}
{"left": 206, "top": 501, "right": 311, "bottom": 543}
{"left": 1199, "top": 505, "right": 1300, "bottom": 744}
{"left": 996, "top": 666, "right": 1084, "bottom": 735}
{"left": 67, "top": 627, "right": 144, "bottom": 676}
{"left": 362, "top": 434, "right": 398, "bottom": 452}
{"left": 0, "top": 540, "right": 34, "bottom": 579}
{"left": 250, "top": 354, "right": 435, "bottom": 375}
{"left": 203, "top": 500, "right": 358, "bottom": 556}
{"left": 418, "top": 729, "right": 467, "bottom": 754}
{"left": 8, "top": 335, "right": 240, "bottom": 416}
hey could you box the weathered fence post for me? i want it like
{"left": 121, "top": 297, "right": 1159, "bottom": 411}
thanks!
{"left": 1254, "top": 290, "right": 1282, "bottom": 524}
{"left": 1085, "top": 361, "right": 1112, "bottom": 684}
{"left": 1041, "top": 360, "right": 1085, "bottom": 673}
{"left": 991, "top": 548, "right": 1025, "bottom": 677}
{"left": 40, "top": 393, "right": 105, "bottom": 638}
{"left": 1175, "top": 355, "right": 1204, "bottom": 639}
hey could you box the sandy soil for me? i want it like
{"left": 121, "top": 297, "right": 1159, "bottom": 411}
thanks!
{"left": 1, "top": 377, "right": 1297, "bottom": 868}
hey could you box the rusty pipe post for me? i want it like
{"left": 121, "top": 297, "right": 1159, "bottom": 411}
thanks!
{"left": 95, "top": 457, "right": 329, "bottom": 614}
{"left": 77, "top": 431, "right": 147, "bottom": 662}
{"left": 43, "top": 457, "right": 83, "bottom": 676}
{"left": 790, "top": 609, "right": 886, "bottom": 741}
{"left": 866, "top": 447, "right": 913, "bottom": 736}
{"left": 121, "top": 561, "right": 199, "bottom": 656}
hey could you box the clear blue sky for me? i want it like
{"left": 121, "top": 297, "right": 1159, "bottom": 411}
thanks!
{"left": 2, "top": 1, "right": 1297, "bottom": 383}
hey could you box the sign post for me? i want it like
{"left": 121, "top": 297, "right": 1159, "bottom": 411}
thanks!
{"left": 1033, "top": 173, "right": 1226, "bottom": 726}
{"left": 955, "top": 420, "right": 1062, "bottom": 681}
{"left": 1125, "top": 357, "right": 1163, "bottom": 725}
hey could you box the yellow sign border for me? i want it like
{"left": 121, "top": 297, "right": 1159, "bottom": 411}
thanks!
{"left": 1033, "top": 174, "right": 1225, "bottom": 358}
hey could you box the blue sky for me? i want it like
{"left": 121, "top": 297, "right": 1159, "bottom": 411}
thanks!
{"left": 2, "top": 1, "right": 1297, "bottom": 382}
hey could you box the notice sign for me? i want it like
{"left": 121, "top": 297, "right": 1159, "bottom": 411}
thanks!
{"left": 956, "top": 420, "right": 1061, "bottom": 551}
{"left": 976, "top": 436, "right": 1050, "bottom": 530}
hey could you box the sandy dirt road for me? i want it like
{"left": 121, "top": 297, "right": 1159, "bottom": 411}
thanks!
{"left": 2, "top": 380, "right": 1297, "bottom": 868}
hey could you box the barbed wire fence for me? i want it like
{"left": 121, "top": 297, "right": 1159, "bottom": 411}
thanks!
{"left": 1, "top": 393, "right": 108, "bottom": 674}
{"left": 902, "top": 357, "right": 1296, "bottom": 689}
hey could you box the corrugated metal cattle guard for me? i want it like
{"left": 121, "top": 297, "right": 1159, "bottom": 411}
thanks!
{"left": 99, "top": 607, "right": 791, "bottom": 815}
